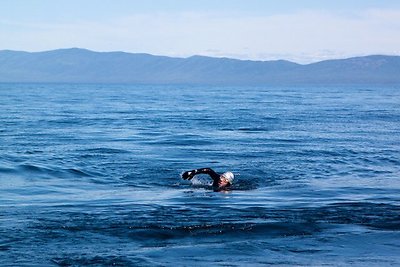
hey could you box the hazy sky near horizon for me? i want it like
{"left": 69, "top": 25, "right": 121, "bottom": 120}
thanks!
{"left": 1, "top": 0, "right": 400, "bottom": 63}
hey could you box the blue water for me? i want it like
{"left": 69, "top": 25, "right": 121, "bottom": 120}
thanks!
{"left": 1, "top": 83, "right": 399, "bottom": 266}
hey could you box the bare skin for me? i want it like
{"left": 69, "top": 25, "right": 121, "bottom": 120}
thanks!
{"left": 182, "top": 168, "right": 232, "bottom": 189}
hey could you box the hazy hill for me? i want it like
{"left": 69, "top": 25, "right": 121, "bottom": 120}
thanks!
{"left": 0, "top": 48, "right": 399, "bottom": 85}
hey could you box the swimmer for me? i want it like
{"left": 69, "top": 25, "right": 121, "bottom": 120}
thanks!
{"left": 182, "top": 168, "right": 234, "bottom": 190}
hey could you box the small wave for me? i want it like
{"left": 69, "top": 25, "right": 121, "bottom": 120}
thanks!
{"left": 12, "top": 163, "right": 95, "bottom": 179}
{"left": 237, "top": 127, "right": 272, "bottom": 132}
{"left": 52, "top": 255, "right": 137, "bottom": 267}
{"left": 231, "top": 179, "right": 259, "bottom": 191}
{"left": 0, "top": 245, "right": 11, "bottom": 251}
{"left": 143, "top": 138, "right": 214, "bottom": 147}
{"left": 190, "top": 176, "right": 212, "bottom": 186}
{"left": 0, "top": 166, "right": 17, "bottom": 174}
{"left": 123, "top": 221, "right": 321, "bottom": 241}
{"left": 79, "top": 148, "right": 131, "bottom": 154}
{"left": 185, "top": 176, "right": 258, "bottom": 191}
{"left": 30, "top": 201, "right": 399, "bottom": 241}
{"left": 24, "top": 150, "right": 44, "bottom": 155}
{"left": 34, "top": 215, "right": 321, "bottom": 241}
{"left": 66, "top": 168, "right": 93, "bottom": 177}
{"left": 220, "top": 127, "right": 274, "bottom": 133}
{"left": 18, "top": 163, "right": 46, "bottom": 173}
{"left": 319, "top": 202, "right": 400, "bottom": 230}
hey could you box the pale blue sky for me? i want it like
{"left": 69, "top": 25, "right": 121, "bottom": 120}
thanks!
{"left": 1, "top": 0, "right": 400, "bottom": 62}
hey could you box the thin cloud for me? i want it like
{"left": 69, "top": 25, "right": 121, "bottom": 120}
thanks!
{"left": 1, "top": 8, "right": 399, "bottom": 63}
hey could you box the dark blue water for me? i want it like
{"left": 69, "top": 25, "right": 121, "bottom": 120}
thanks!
{"left": 1, "top": 83, "right": 399, "bottom": 266}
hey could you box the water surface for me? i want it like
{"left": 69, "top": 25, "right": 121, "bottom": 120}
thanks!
{"left": 1, "top": 83, "right": 399, "bottom": 266}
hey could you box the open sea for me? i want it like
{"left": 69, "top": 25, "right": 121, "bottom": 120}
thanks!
{"left": 0, "top": 83, "right": 399, "bottom": 266}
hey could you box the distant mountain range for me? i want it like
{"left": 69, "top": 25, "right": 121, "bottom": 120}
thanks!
{"left": 0, "top": 48, "right": 399, "bottom": 85}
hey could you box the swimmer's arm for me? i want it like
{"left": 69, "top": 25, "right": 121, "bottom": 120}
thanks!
{"left": 182, "top": 168, "right": 220, "bottom": 181}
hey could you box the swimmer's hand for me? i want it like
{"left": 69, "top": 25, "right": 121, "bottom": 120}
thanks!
{"left": 182, "top": 170, "right": 195, "bottom": 180}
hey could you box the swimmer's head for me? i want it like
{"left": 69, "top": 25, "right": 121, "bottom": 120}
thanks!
{"left": 220, "top": 172, "right": 234, "bottom": 184}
